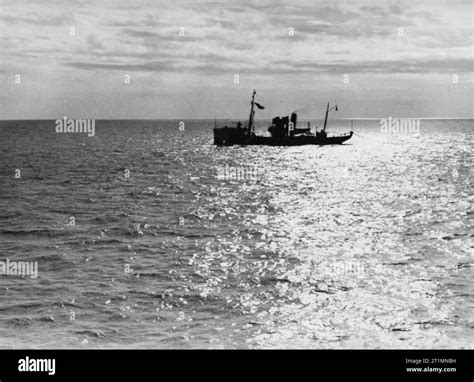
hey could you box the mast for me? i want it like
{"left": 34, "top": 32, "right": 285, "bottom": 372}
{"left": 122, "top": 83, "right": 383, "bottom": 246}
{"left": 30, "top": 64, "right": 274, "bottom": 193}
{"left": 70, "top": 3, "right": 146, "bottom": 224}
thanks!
{"left": 323, "top": 102, "right": 337, "bottom": 132}
{"left": 247, "top": 89, "right": 256, "bottom": 135}
{"left": 323, "top": 102, "right": 329, "bottom": 132}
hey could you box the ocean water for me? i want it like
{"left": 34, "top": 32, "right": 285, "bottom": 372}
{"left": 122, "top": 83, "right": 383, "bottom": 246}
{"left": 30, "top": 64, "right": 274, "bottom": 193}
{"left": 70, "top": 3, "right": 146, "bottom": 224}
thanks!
{"left": 0, "top": 119, "right": 472, "bottom": 349}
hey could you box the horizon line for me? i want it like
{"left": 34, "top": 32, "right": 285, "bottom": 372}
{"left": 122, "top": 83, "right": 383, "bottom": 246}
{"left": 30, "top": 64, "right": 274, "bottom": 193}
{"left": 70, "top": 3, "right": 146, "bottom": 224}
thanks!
{"left": 0, "top": 117, "right": 473, "bottom": 121}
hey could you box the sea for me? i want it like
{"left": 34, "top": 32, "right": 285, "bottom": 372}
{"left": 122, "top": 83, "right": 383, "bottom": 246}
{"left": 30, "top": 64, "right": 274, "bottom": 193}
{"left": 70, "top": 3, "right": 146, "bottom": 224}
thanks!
{"left": 0, "top": 119, "right": 472, "bottom": 349}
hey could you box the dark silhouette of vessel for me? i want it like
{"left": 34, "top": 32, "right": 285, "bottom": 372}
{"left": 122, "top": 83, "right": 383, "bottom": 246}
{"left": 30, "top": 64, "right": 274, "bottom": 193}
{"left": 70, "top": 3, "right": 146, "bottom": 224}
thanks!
{"left": 213, "top": 90, "right": 353, "bottom": 146}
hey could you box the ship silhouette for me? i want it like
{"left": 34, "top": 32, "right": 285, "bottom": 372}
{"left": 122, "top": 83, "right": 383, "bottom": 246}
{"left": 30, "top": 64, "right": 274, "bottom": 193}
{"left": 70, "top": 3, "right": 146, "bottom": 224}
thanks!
{"left": 213, "top": 90, "right": 353, "bottom": 146}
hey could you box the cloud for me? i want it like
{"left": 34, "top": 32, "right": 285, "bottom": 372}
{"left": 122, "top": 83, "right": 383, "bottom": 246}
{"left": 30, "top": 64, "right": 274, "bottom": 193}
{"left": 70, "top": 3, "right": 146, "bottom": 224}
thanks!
{"left": 270, "top": 57, "right": 474, "bottom": 75}
{"left": 1, "top": 0, "right": 472, "bottom": 118}
{"left": 64, "top": 61, "right": 177, "bottom": 72}
{"left": 0, "top": 11, "right": 75, "bottom": 25}
{"left": 121, "top": 29, "right": 160, "bottom": 39}
{"left": 120, "top": 27, "right": 220, "bottom": 42}
{"left": 87, "top": 35, "right": 104, "bottom": 50}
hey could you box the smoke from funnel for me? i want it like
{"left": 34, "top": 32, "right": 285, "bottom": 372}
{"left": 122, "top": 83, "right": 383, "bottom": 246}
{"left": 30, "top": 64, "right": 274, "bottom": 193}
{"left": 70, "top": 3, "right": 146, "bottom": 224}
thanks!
{"left": 291, "top": 105, "right": 311, "bottom": 114}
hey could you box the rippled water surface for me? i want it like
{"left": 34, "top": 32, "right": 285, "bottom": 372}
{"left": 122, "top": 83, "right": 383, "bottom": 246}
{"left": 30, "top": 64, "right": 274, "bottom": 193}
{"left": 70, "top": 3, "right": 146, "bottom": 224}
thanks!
{"left": 0, "top": 119, "right": 472, "bottom": 348}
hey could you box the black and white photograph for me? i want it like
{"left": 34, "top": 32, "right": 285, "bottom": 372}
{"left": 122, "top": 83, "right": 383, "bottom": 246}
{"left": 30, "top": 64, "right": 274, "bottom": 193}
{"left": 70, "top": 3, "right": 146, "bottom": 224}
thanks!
{"left": 0, "top": 0, "right": 472, "bottom": 378}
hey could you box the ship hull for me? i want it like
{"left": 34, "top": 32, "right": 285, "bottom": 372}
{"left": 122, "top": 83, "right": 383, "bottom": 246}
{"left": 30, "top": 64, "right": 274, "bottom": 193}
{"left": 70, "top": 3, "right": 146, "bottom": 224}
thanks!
{"left": 213, "top": 128, "right": 353, "bottom": 146}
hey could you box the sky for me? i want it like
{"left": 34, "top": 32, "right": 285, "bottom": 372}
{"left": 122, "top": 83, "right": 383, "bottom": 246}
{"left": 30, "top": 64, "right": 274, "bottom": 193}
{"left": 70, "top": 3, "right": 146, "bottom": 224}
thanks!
{"left": 0, "top": 0, "right": 473, "bottom": 119}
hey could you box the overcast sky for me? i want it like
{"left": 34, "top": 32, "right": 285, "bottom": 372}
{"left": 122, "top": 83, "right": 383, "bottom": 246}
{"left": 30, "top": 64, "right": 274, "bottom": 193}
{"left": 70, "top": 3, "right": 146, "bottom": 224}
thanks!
{"left": 0, "top": 0, "right": 472, "bottom": 119}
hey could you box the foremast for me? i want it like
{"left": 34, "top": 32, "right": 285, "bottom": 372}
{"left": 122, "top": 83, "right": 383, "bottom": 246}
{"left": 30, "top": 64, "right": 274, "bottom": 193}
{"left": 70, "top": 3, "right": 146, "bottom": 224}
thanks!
{"left": 323, "top": 102, "right": 338, "bottom": 132}
{"left": 247, "top": 89, "right": 256, "bottom": 135}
